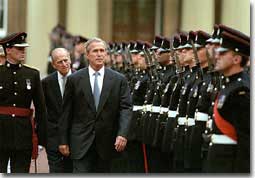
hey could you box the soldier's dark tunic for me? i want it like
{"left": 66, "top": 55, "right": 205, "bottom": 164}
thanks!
{"left": 0, "top": 61, "right": 47, "bottom": 172}
{"left": 111, "top": 70, "right": 149, "bottom": 173}
{"left": 183, "top": 66, "right": 203, "bottom": 172}
{"left": 142, "top": 64, "right": 176, "bottom": 173}
{"left": 206, "top": 71, "right": 250, "bottom": 173}
{"left": 172, "top": 65, "right": 197, "bottom": 172}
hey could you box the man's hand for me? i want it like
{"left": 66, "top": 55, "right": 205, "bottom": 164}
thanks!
{"left": 114, "top": 136, "right": 127, "bottom": 152}
{"left": 59, "top": 144, "right": 70, "bottom": 156}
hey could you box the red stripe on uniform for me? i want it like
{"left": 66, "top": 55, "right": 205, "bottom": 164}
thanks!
{"left": 214, "top": 97, "right": 237, "bottom": 141}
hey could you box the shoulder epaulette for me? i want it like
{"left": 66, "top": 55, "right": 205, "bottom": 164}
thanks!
{"left": 23, "top": 64, "right": 39, "bottom": 71}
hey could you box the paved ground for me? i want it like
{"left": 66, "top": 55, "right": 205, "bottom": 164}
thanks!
{"left": 29, "top": 147, "right": 49, "bottom": 173}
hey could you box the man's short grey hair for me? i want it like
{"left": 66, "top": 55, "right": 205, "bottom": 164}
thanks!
{"left": 51, "top": 47, "right": 70, "bottom": 61}
{"left": 84, "top": 37, "right": 109, "bottom": 53}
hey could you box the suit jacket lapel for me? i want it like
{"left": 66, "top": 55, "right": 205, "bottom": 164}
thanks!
{"left": 52, "top": 72, "right": 63, "bottom": 105}
{"left": 96, "top": 68, "right": 113, "bottom": 117}
{"left": 80, "top": 69, "right": 96, "bottom": 112}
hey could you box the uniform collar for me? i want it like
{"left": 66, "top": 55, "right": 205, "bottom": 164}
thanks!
{"left": 223, "top": 72, "right": 244, "bottom": 84}
{"left": 5, "top": 60, "right": 22, "bottom": 69}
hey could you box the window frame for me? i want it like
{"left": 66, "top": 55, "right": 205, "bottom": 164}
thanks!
{"left": 0, "top": 0, "right": 8, "bottom": 37}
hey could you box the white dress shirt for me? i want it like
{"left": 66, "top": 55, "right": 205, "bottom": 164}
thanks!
{"left": 88, "top": 65, "right": 104, "bottom": 94}
{"left": 57, "top": 70, "right": 72, "bottom": 97}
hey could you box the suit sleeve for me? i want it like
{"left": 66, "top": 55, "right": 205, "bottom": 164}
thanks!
{"left": 58, "top": 76, "right": 73, "bottom": 145}
{"left": 117, "top": 75, "right": 133, "bottom": 138}
{"left": 33, "top": 70, "right": 47, "bottom": 147}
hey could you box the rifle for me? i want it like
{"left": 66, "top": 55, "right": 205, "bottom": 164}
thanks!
{"left": 142, "top": 48, "right": 154, "bottom": 81}
{"left": 146, "top": 49, "right": 160, "bottom": 82}
{"left": 172, "top": 51, "right": 183, "bottom": 75}
{"left": 205, "top": 47, "right": 214, "bottom": 73}
{"left": 190, "top": 40, "right": 203, "bottom": 79}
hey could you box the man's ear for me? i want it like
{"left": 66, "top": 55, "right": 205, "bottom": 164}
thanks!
{"left": 233, "top": 54, "right": 242, "bottom": 65}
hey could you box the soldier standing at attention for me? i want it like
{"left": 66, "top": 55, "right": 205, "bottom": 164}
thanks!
{"left": 0, "top": 32, "right": 47, "bottom": 173}
{"left": 206, "top": 29, "right": 250, "bottom": 173}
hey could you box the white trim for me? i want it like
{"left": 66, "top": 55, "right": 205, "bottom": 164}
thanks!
{"left": 195, "top": 112, "right": 209, "bottom": 121}
{"left": 160, "top": 107, "right": 168, "bottom": 113}
{"left": 178, "top": 117, "right": 186, "bottom": 125}
{"left": 151, "top": 106, "right": 161, "bottom": 113}
{"left": 211, "top": 134, "right": 237, "bottom": 145}
{"left": 132, "top": 105, "right": 143, "bottom": 111}
{"left": 168, "top": 110, "right": 178, "bottom": 118}
{"left": 143, "top": 104, "right": 152, "bottom": 112}
{"left": 187, "top": 118, "right": 195, "bottom": 126}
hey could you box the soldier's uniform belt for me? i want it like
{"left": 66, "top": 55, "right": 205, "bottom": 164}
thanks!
{"left": 187, "top": 117, "right": 195, "bottom": 126}
{"left": 160, "top": 107, "right": 168, "bottom": 113}
{"left": 195, "top": 111, "right": 209, "bottom": 121}
{"left": 132, "top": 105, "right": 143, "bottom": 111}
{"left": 210, "top": 134, "right": 237, "bottom": 145}
{"left": 178, "top": 117, "right": 186, "bottom": 125}
{"left": 151, "top": 106, "right": 161, "bottom": 113}
{"left": 143, "top": 104, "right": 152, "bottom": 112}
{"left": 0, "top": 106, "right": 32, "bottom": 117}
{"left": 168, "top": 110, "right": 178, "bottom": 118}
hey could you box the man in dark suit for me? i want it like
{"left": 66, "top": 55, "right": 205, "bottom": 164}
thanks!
{"left": 58, "top": 37, "right": 132, "bottom": 173}
{"left": 41, "top": 48, "right": 73, "bottom": 173}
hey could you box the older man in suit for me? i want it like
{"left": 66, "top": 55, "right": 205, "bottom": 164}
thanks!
{"left": 58, "top": 37, "right": 132, "bottom": 173}
{"left": 41, "top": 48, "right": 73, "bottom": 172}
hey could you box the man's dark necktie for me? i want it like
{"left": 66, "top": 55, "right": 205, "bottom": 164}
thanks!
{"left": 93, "top": 72, "right": 100, "bottom": 110}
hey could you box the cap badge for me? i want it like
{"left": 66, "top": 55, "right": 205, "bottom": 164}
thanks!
{"left": 217, "top": 95, "right": 226, "bottom": 109}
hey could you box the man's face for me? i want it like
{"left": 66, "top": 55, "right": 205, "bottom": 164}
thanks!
{"left": 176, "top": 50, "right": 185, "bottom": 66}
{"left": 137, "top": 55, "right": 147, "bottom": 70}
{"left": 197, "top": 47, "right": 207, "bottom": 65}
{"left": 158, "top": 52, "right": 170, "bottom": 64}
{"left": 6, "top": 47, "right": 26, "bottom": 63}
{"left": 52, "top": 51, "right": 71, "bottom": 76}
{"left": 182, "top": 48, "right": 194, "bottom": 64}
{"left": 214, "top": 50, "right": 235, "bottom": 74}
{"left": 206, "top": 43, "right": 220, "bottom": 64}
{"left": 86, "top": 41, "right": 106, "bottom": 70}
{"left": 131, "top": 53, "right": 139, "bottom": 67}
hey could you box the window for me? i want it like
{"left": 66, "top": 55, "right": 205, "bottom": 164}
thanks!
{"left": 112, "top": 0, "right": 156, "bottom": 42}
{"left": 0, "top": 0, "right": 7, "bottom": 37}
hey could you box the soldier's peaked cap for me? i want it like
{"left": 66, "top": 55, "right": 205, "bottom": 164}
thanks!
{"left": 212, "top": 24, "right": 249, "bottom": 44}
{"left": 158, "top": 37, "right": 171, "bottom": 53}
{"left": 195, "top": 30, "right": 210, "bottom": 48}
{"left": 182, "top": 31, "right": 196, "bottom": 49}
{"left": 172, "top": 35, "right": 181, "bottom": 49}
{"left": 73, "top": 35, "right": 88, "bottom": 45}
{"left": 177, "top": 32, "right": 188, "bottom": 49}
{"left": 151, "top": 35, "right": 164, "bottom": 50}
{"left": 0, "top": 32, "right": 29, "bottom": 48}
{"left": 206, "top": 24, "right": 219, "bottom": 43}
{"left": 216, "top": 31, "right": 250, "bottom": 57}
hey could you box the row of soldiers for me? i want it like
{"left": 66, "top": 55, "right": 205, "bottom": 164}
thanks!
{"left": 107, "top": 24, "right": 250, "bottom": 173}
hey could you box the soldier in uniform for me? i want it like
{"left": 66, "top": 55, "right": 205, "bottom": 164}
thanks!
{"left": 144, "top": 37, "right": 176, "bottom": 173}
{"left": 47, "top": 24, "right": 66, "bottom": 74}
{"left": 206, "top": 29, "right": 250, "bottom": 173}
{"left": 71, "top": 35, "right": 88, "bottom": 71}
{"left": 184, "top": 30, "right": 211, "bottom": 172}
{"left": 0, "top": 32, "right": 47, "bottom": 173}
{"left": 172, "top": 32, "right": 198, "bottom": 172}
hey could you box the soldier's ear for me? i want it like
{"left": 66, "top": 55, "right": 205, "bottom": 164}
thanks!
{"left": 233, "top": 54, "right": 242, "bottom": 65}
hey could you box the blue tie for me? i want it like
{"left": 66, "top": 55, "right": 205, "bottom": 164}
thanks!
{"left": 93, "top": 72, "right": 100, "bottom": 110}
